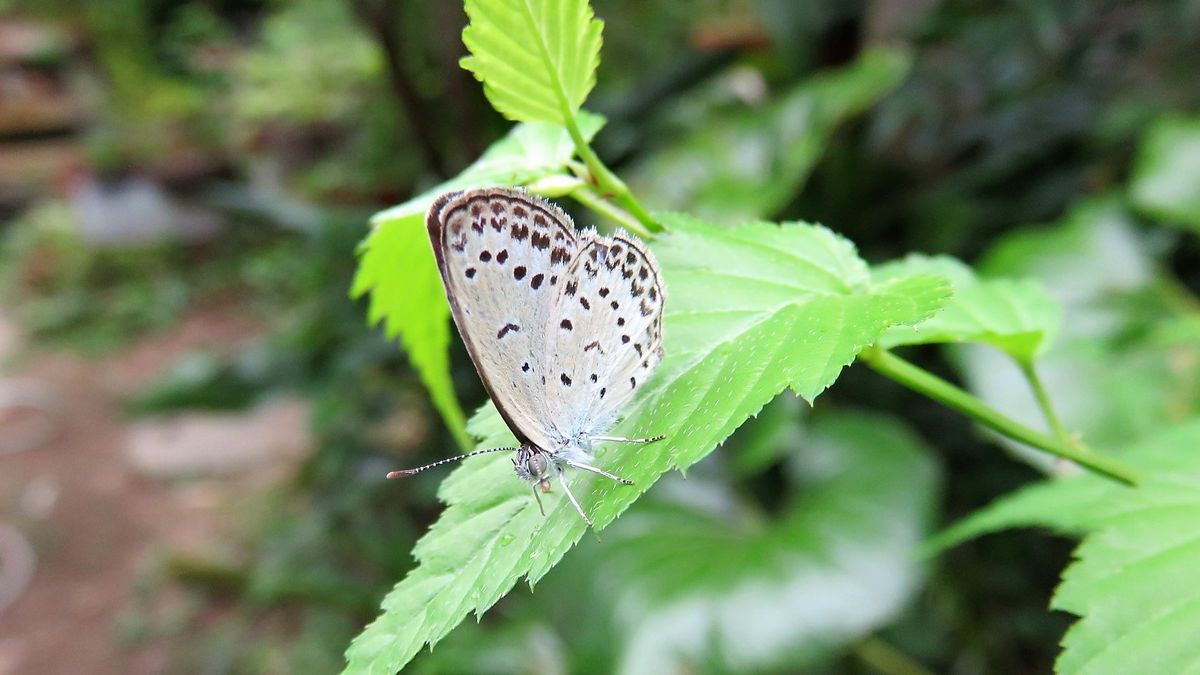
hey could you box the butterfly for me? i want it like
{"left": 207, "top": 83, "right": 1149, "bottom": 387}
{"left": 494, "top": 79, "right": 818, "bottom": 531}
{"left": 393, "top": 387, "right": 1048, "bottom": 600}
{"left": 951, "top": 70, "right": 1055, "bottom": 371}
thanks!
{"left": 387, "top": 188, "right": 666, "bottom": 526}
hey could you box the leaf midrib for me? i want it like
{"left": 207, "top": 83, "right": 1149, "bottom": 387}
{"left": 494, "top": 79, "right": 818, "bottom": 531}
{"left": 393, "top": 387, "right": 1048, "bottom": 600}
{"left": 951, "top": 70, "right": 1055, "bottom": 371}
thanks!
{"left": 518, "top": 0, "right": 576, "bottom": 124}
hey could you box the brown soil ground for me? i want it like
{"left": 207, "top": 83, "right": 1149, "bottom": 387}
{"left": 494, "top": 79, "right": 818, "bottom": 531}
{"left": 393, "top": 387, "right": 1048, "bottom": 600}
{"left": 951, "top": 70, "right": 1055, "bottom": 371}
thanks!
{"left": 0, "top": 303, "right": 266, "bottom": 675}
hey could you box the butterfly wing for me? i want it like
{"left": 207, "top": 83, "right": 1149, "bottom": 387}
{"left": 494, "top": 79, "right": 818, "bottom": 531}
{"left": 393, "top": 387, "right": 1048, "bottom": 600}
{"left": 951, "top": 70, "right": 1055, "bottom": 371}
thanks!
{"left": 543, "top": 229, "right": 666, "bottom": 441}
{"left": 427, "top": 188, "right": 579, "bottom": 449}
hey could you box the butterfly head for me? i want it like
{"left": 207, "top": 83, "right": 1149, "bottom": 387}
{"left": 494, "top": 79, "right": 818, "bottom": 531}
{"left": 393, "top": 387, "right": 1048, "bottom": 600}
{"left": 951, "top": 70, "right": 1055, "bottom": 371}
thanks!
{"left": 513, "top": 444, "right": 554, "bottom": 492}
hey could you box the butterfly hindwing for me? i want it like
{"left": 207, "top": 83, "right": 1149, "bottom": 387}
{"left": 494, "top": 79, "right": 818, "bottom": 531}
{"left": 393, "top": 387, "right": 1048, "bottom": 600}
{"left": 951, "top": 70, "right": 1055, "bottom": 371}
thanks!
{"left": 427, "top": 188, "right": 578, "bottom": 449}
{"left": 544, "top": 230, "right": 666, "bottom": 441}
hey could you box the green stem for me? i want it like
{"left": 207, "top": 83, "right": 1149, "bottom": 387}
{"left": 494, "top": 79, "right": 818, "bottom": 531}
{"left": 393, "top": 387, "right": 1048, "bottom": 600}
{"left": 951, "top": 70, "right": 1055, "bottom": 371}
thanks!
{"left": 516, "top": 0, "right": 659, "bottom": 236}
{"left": 569, "top": 184, "right": 653, "bottom": 239}
{"left": 859, "top": 347, "right": 1139, "bottom": 486}
{"left": 854, "top": 637, "right": 936, "bottom": 675}
{"left": 564, "top": 116, "right": 662, "bottom": 235}
{"left": 1019, "top": 361, "right": 1073, "bottom": 443}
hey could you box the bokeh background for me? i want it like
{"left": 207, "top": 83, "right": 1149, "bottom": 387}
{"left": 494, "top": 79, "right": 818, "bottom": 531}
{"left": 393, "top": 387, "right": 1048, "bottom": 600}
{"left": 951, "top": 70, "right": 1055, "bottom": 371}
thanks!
{"left": 1, "top": 1, "right": 1198, "bottom": 673}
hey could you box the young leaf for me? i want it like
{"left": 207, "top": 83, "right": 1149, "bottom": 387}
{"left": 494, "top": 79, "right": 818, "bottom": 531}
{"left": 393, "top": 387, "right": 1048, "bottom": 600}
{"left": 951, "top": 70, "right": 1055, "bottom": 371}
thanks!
{"left": 344, "top": 214, "right": 951, "bottom": 673}
{"left": 460, "top": 0, "right": 603, "bottom": 125}
{"left": 1129, "top": 115, "right": 1200, "bottom": 231}
{"left": 600, "top": 410, "right": 939, "bottom": 674}
{"left": 628, "top": 47, "right": 911, "bottom": 223}
{"left": 874, "top": 254, "right": 1060, "bottom": 363}
{"left": 353, "top": 117, "right": 605, "bottom": 448}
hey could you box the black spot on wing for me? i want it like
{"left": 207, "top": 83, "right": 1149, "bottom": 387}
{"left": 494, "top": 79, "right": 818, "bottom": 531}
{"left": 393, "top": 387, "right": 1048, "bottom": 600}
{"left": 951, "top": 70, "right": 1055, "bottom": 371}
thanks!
{"left": 497, "top": 323, "right": 520, "bottom": 339}
{"left": 561, "top": 373, "right": 572, "bottom": 386}
{"left": 513, "top": 265, "right": 527, "bottom": 280}
{"left": 530, "top": 273, "right": 544, "bottom": 289}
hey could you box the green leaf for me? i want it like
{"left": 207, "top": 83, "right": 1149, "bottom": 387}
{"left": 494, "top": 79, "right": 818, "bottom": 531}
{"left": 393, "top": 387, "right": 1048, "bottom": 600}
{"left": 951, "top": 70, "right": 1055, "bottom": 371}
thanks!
{"left": 352, "top": 117, "right": 604, "bottom": 449}
{"left": 628, "top": 46, "right": 911, "bottom": 224}
{"left": 343, "top": 214, "right": 951, "bottom": 673}
{"left": 1130, "top": 115, "right": 1200, "bottom": 232}
{"left": 460, "top": 0, "right": 603, "bottom": 125}
{"left": 1054, "top": 461, "right": 1200, "bottom": 673}
{"left": 600, "top": 410, "right": 939, "bottom": 673}
{"left": 923, "top": 420, "right": 1200, "bottom": 674}
{"left": 929, "top": 419, "right": 1200, "bottom": 551}
{"left": 875, "top": 254, "right": 1060, "bottom": 363}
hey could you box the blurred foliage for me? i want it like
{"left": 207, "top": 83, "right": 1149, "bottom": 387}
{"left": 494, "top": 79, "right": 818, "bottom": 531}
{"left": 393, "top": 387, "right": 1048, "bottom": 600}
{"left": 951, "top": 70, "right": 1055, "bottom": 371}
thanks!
{"left": 627, "top": 46, "right": 912, "bottom": 224}
{"left": 1130, "top": 115, "right": 1200, "bottom": 231}
{"left": 1, "top": 0, "right": 1198, "bottom": 673}
{"left": 0, "top": 200, "right": 188, "bottom": 350}
{"left": 957, "top": 198, "right": 1199, "bottom": 467}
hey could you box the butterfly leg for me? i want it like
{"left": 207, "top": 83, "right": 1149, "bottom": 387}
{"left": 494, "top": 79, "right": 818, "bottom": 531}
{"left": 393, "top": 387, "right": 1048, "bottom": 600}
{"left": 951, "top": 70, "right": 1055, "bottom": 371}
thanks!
{"left": 590, "top": 434, "right": 666, "bottom": 444}
{"left": 531, "top": 485, "right": 546, "bottom": 516}
{"left": 564, "top": 459, "right": 634, "bottom": 485}
{"left": 556, "top": 472, "right": 594, "bottom": 527}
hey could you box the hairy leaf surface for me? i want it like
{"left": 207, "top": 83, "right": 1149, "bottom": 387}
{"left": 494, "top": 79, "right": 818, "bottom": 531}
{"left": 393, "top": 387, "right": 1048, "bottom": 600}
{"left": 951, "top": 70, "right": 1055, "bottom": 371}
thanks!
{"left": 343, "top": 214, "right": 951, "bottom": 673}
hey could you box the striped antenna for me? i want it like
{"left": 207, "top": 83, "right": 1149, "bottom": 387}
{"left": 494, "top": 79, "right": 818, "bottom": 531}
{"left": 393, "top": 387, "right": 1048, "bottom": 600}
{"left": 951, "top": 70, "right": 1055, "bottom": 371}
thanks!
{"left": 386, "top": 447, "right": 518, "bottom": 479}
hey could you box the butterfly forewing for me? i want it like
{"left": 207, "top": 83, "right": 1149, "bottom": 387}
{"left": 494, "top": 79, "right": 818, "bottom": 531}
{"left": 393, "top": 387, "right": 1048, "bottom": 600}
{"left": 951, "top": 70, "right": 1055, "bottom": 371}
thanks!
{"left": 544, "top": 230, "right": 666, "bottom": 441}
{"left": 427, "top": 189, "right": 578, "bottom": 449}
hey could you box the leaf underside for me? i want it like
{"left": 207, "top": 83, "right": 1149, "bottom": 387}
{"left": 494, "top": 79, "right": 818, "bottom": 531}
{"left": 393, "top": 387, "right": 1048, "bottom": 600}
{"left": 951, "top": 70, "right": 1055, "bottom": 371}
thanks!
{"left": 603, "top": 410, "right": 939, "bottom": 674}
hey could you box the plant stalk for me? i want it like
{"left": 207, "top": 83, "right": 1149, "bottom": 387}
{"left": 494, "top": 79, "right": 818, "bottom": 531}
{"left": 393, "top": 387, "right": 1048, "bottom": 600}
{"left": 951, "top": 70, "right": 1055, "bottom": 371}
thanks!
{"left": 568, "top": 184, "right": 653, "bottom": 239}
{"left": 564, "top": 120, "right": 661, "bottom": 235}
{"left": 859, "top": 347, "right": 1139, "bottom": 486}
{"left": 1019, "top": 361, "right": 1073, "bottom": 443}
